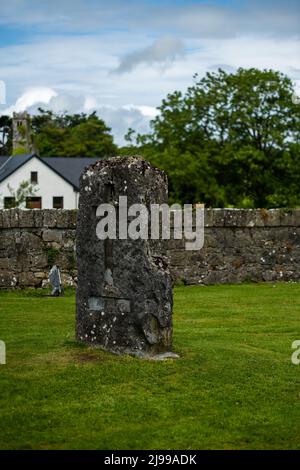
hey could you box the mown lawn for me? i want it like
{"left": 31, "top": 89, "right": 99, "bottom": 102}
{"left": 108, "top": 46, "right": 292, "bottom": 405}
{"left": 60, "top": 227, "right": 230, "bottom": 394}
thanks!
{"left": 0, "top": 283, "right": 299, "bottom": 450}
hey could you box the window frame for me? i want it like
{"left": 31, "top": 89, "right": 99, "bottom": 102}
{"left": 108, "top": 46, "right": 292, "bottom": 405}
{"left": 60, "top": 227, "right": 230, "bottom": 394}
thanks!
{"left": 53, "top": 196, "right": 64, "bottom": 209}
{"left": 4, "top": 197, "right": 16, "bottom": 209}
{"left": 30, "top": 171, "right": 38, "bottom": 184}
{"left": 26, "top": 197, "right": 42, "bottom": 209}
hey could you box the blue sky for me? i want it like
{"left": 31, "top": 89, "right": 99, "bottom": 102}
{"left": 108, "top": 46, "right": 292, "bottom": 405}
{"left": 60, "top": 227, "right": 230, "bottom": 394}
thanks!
{"left": 0, "top": 0, "right": 299, "bottom": 143}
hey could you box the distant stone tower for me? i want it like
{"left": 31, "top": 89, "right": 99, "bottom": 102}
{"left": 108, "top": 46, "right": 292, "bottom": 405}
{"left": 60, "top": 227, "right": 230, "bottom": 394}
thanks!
{"left": 12, "top": 111, "right": 34, "bottom": 154}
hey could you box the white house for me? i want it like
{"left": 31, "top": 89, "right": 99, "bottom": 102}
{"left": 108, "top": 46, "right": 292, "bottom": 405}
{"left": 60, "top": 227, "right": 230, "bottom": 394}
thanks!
{"left": 0, "top": 153, "right": 97, "bottom": 209}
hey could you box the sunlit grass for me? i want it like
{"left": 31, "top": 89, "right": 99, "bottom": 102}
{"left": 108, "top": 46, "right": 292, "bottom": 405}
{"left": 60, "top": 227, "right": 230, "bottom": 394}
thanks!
{"left": 0, "top": 283, "right": 299, "bottom": 449}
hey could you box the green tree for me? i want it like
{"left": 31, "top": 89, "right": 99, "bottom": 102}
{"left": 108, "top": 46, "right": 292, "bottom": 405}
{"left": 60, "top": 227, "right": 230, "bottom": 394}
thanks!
{"left": 124, "top": 68, "right": 300, "bottom": 208}
{"left": 32, "top": 109, "right": 117, "bottom": 158}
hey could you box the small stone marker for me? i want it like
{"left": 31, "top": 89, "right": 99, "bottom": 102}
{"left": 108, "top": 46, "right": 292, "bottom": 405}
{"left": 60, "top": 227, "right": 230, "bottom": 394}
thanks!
{"left": 76, "top": 157, "right": 176, "bottom": 358}
{"left": 49, "top": 264, "right": 63, "bottom": 297}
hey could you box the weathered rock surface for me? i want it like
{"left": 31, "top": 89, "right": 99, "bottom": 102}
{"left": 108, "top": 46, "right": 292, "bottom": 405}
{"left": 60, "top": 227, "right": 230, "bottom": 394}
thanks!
{"left": 76, "top": 157, "right": 174, "bottom": 357}
{"left": 1, "top": 208, "right": 300, "bottom": 289}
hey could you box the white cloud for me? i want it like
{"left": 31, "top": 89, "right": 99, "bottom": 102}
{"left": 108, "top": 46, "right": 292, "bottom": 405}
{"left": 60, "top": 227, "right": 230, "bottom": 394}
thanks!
{"left": 2, "top": 87, "right": 57, "bottom": 114}
{"left": 0, "top": 33, "right": 187, "bottom": 114}
{"left": 96, "top": 105, "right": 154, "bottom": 144}
{"left": 0, "top": 1, "right": 299, "bottom": 147}
{"left": 84, "top": 96, "right": 98, "bottom": 111}
{"left": 122, "top": 105, "right": 159, "bottom": 118}
{"left": 0, "top": 87, "right": 156, "bottom": 145}
{"left": 1, "top": 32, "right": 299, "bottom": 144}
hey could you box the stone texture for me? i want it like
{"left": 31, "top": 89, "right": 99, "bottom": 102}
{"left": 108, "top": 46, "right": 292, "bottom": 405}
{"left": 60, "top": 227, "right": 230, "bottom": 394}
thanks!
{"left": 76, "top": 157, "right": 174, "bottom": 358}
{"left": 0, "top": 208, "right": 300, "bottom": 288}
{"left": 42, "top": 229, "right": 63, "bottom": 242}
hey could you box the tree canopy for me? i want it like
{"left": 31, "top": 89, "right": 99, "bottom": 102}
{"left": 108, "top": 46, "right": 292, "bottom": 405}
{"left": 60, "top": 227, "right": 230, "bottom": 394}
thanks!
{"left": 122, "top": 68, "right": 300, "bottom": 208}
{"left": 31, "top": 109, "right": 117, "bottom": 158}
{"left": 1, "top": 68, "right": 299, "bottom": 208}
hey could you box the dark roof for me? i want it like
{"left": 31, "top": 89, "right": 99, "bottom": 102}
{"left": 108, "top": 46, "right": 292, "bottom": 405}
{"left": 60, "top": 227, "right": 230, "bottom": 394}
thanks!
{"left": 43, "top": 157, "right": 97, "bottom": 189}
{"left": 0, "top": 153, "right": 99, "bottom": 190}
{"left": 0, "top": 154, "right": 34, "bottom": 184}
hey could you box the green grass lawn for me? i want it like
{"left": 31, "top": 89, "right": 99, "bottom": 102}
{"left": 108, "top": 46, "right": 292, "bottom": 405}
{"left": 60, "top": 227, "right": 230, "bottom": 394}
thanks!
{"left": 0, "top": 283, "right": 300, "bottom": 450}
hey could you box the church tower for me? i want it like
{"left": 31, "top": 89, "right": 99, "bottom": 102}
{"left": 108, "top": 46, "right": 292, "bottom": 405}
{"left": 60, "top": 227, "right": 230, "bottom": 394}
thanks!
{"left": 12, "top": 111, "right": 34, "bottom": 155}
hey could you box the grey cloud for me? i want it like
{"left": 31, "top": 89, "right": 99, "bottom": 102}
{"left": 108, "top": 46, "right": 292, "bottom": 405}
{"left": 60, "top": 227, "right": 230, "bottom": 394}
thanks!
{"left": 114, "top": 37, "right": 185, "bottom": 74}
{"left": 152, "top": 1, "right": 300, "bottom": 39}
{"left": 0, "top": 0, "right": 134, "bottom": 30}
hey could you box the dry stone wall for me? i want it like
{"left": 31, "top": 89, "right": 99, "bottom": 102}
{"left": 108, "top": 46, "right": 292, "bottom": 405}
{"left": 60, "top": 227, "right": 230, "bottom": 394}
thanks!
{"left": 0, "top": 208, "right": 300, "bottom": 288}
{"left": 0, "top": 210, "right": 77, "bottom": 289}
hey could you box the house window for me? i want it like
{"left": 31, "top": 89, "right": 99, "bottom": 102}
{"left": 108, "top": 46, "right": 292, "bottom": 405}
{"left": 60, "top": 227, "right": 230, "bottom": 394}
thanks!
{"left": 53, "top": 197, "right": 64, "bottom": 209}
{"left": 26, "top": 197, "right": 42, "bottom": 209}
{"left": 31, "top": 171, "right": 38, "bottom": 184}
{"left": 4, "top": 197, "right": 16, "bottom": 209}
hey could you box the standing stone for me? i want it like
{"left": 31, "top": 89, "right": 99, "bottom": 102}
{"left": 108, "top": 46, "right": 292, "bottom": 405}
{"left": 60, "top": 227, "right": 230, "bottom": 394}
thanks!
{"left": 76, "top": 157, "right": 175, "bottom": 358}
